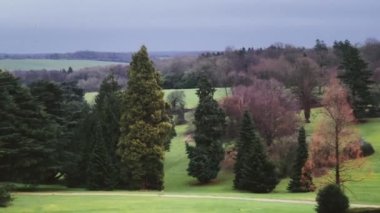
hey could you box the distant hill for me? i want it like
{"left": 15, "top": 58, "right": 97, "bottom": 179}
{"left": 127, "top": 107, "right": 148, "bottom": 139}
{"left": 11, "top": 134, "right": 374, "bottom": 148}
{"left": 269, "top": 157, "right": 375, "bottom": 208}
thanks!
{"left": 0, "top": 50, "right": 203, "bottom": 63}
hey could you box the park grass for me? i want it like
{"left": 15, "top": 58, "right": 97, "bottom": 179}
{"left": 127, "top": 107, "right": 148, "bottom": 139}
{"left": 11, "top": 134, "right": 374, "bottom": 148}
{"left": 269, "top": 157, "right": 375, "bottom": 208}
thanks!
{"left": 84, "top": 88, "right": 231, "bottom": 107}
{"left": 2, "top": 194, "right": 315, "bottom": 213}
{"left": 0, "top": 59, "right": 126, "bottom": 71}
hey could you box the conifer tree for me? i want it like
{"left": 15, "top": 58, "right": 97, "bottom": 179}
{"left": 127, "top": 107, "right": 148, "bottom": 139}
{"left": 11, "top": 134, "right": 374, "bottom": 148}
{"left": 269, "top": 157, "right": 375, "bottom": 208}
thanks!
{"left": 117, "top": 46, "right": 172, "bottom": 190}
{"left": 334, "top": 40, "right": 373, "bottom": 118}
{"left": 86, "top": 121, "right": 117, "bottom": 190}
{"left": 288, "top": 127, "right": 315, "bottom": 192}
{"left": 236, "top": 111, "right": 279, "bottom": 193}
{"left": 186, "top": 76, "right": 225, "bottom": 183}
{"left": 0, "top": 70, "right": 55, "bottom": 183}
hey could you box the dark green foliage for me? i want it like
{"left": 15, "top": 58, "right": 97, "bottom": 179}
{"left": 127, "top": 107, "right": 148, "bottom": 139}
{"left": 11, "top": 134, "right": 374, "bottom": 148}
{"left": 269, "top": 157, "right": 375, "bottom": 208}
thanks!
{"left": 288, "top": 127, "right": 315, "bottom": 192}
{"left": 360, "top": 140, "right": 375, "bottom": 157}
{"left": 234, "top": 111, "right": 279, "bottom": 193}
{"left": 316, "top": 184, "right": 349, "bottom": 213}
{"left": 348, "top": 208, "right": 380, "bottom": 213}
{"left": 0, "top": 184, "right": 12, "bottom": 207}
{"left": 334, "top": 40, "right": 373, "bottom": 118}
{"left": 118, "top": 46, "right": 172, "bottom": 190}
{"left": 166, "top": 90, "right": 186, "bottom": 124}
{"left": 186, "top": 77, "right": 226, "bottom": 183}
{"left": 86, "top": 121, "right": 117, "bottom": 190}
{"left": 0, "top": 70, "right": 55, "bottom": 184}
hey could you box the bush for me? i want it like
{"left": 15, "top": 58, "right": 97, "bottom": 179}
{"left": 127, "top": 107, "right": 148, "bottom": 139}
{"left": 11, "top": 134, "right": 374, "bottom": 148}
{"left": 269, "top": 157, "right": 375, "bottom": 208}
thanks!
{"left": 360, "top": 140, "right": 375, "bottom": 157}
{"left": 348, "top": 208, "right": 380, "bottom": 213}
{"left": 0, "top": 185, "right": 12, "bottom": 207}
{"left": 316, "top": 184, "right": 349, "bottom": 213}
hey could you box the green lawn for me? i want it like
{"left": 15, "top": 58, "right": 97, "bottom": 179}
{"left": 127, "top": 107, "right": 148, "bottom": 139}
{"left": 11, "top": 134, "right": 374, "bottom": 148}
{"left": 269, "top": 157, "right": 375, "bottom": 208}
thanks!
{"left": 0, "top": 59, "right": 126, "bottom": 71}
{"left": 84, "top": 88, "right": 231, "bottom": 107}
{"left": 3, "top": 195, "right": 315, "bottom": 213}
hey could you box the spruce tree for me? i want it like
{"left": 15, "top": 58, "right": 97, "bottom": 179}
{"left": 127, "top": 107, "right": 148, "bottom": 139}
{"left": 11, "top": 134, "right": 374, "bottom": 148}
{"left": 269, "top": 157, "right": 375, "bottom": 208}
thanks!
{"left": 186, "top": 76, "right": 225, "bottom": 183}
{"left": 334, "top": 40, "right": 373, "bottom": 118}
{"left": 288, "top": 127, "right": 314, "bottom": 192}
{"left": 237, "top": 111, "right": 279, "bottom": 193}
{"left": 117, "top": 46, "right": 172, "bottom": 190}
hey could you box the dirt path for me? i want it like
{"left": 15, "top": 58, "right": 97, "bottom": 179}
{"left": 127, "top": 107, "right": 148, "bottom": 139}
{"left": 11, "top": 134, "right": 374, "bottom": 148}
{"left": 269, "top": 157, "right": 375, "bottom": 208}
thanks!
{"left": 14, "top": 191, "right": 380, "bottom": 208}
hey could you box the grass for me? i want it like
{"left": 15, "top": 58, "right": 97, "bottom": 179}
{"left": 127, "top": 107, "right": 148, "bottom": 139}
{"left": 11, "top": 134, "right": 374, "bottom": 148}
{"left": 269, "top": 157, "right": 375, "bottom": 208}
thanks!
{"left": 0, "top": 59, "right": 126, "bottom": 71}
{"left": 3, "top": 195, "right": 315, "bottom": 213}
{"left": 84, "top": 88, "right": 231, "bottom": 107}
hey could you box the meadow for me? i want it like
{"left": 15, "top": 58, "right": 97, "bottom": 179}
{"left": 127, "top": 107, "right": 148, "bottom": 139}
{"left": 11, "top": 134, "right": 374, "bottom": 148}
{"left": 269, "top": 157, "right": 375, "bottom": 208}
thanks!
{"left": 0, "top": 59, "right": 126, "bottom": 71}
{"left": 3, "top": 88, "right": 380, "bottom": 213}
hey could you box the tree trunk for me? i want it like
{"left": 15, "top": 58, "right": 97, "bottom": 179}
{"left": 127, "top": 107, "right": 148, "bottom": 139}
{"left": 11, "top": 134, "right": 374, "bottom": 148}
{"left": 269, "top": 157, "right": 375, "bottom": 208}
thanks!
{"left": 335, "top": 126, "right": 340, "bottom": 186}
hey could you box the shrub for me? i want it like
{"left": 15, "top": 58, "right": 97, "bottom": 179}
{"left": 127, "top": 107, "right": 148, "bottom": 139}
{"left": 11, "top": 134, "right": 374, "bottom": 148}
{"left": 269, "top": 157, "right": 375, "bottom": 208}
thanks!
{"left": 360, "top": 140, "right": 375, "bottom": 157}
{"left": 0, "top": 185, "right": 12, "bottom": 207}
{"left": 348, "top": 208, "right": 380, "bottom": 213}
{"left": 316, "top": 184, "right": 349, "bottom": 213}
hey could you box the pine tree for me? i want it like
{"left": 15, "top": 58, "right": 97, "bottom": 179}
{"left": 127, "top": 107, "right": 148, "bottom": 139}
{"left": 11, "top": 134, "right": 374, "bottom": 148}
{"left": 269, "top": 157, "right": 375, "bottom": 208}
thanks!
{"left": 117, "top": 46, "right": 172, "bottom": 190}
{"left": 288, "top": 127, "right": 315, "bottom": 192}
{"left": 186, "top": 76, "right": 225, "bottom": 183}
{"left": 334, "top": 40, "right": 373, "bottom": 118}
{"left": 236, "top": 111, "right": 279, "bottom": 193}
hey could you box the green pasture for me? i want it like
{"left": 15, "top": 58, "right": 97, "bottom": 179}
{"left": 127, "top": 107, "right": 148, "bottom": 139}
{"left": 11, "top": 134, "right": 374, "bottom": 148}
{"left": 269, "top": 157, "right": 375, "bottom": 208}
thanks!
{"left": 0, "top": 59, "right": 126, "bottom": 71}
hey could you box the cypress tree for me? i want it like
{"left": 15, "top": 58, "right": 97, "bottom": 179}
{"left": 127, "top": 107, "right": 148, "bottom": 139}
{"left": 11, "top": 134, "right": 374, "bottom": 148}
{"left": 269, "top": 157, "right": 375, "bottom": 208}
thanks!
{"left": 288, "top": 127, "right": 314, "bottom": 192}
{"left": 186, "top": 76, "right": 225, "bottom": 183}
{"left": 117, "top": 46, "right": 172, "bottom": 190}
{"left": 237, "top": 111, "right": 279, "bottom": 193}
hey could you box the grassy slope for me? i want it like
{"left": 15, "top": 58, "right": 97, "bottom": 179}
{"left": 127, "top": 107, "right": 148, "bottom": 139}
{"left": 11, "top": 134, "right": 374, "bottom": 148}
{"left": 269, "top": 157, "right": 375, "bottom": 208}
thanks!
{"left": 0, "top": 59, "right": 126, "bottom": 71}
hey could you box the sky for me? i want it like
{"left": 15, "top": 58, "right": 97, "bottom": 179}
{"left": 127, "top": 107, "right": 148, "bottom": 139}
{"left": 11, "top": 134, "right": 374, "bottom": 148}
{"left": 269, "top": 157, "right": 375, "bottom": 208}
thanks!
{"left": 0, "top": 0, "right": 379, "bottom": 53}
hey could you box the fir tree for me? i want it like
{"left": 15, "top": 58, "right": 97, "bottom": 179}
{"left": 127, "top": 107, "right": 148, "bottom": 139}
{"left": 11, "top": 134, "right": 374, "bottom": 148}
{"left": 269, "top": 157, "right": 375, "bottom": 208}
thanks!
{"left": 117, "top": 46, "right": 172, "bottom": 190}
{"left": 186, "top": 76, "right": 225, "bottom": 183}
{"left": 288, "top": 127, "right": 315, "bottom": 192}
{"left": 334, "top": 40, "right": 373, "bottom": 118}
{"left": 236, "top": 111, "right": 279, "bottom": 193}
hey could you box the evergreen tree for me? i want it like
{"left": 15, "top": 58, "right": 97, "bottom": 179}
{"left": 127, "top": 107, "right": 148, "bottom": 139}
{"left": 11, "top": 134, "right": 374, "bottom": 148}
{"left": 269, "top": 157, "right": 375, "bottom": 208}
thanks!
{"left": 117, "top": 46, "right": 172, "bottom": 190}
{"left": 334, "top": 40, "right": 373, "bottom": 118}
{"left": 0, "top": 70, "right": 55, "bottom": 183}
{"left": 288, "top": 127, "right": 315, "bottom": 192}
{"left": 236, "top": 111, "right": 279, "bottom": 193}
{"left": 86, "top": 121, "right": 117, "bottom": 190}
{"left": 186, "top": 76, "right": 225, "bottom": 183}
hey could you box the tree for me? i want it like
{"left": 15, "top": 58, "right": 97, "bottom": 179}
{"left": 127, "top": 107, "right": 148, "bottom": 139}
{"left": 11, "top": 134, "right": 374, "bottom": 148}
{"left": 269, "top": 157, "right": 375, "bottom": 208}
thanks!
{"left": 288, "top": 127, "right": 315, "bottom": 192}
{"left": 334, "top": 40, "right": 373, "bottom": 118}
{"left": 166, "top": 90, "right": 186, "bottom": 124}
{"left": 310, "top": 77, "right": 362, "bottom": 186}
{"left": 234, "top": 111, "right": 279, "bottom": 192}
{"left": 0, "top": 70, "right": 55, "bottom": 183}
{"left": 117, "top": 46, "right": 172, "bottom": 190}
{"left": 313, "top": 39, "right": 329, "bottom": 94}
{"left": 316, "top": 184, "right": 349, "bottom": 213}
{"left": 186, "top": 76, "right": 226, "bottom": 183}
{"left": 290, "top": 57, "right": 319, "bottom": 123}
{"left": 86, "top": 121, "right": 117, "bottom": 190}
{"left": 221, "top": 78, "right": 299, "bottom": 145}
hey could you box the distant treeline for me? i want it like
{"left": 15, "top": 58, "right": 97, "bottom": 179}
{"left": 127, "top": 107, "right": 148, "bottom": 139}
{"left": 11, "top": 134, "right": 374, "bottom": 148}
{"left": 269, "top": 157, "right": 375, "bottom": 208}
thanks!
{"left": 0, "top": 50, "right": 202, "bottom": 63}
{"left": 13, "top": 65, "right": 128, "bottom": 92}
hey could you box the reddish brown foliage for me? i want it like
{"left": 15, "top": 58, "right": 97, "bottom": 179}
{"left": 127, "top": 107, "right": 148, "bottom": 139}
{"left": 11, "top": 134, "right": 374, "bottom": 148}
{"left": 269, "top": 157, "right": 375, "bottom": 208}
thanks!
{"left": 221, "top": 78, "right": 299, "bottom": 145}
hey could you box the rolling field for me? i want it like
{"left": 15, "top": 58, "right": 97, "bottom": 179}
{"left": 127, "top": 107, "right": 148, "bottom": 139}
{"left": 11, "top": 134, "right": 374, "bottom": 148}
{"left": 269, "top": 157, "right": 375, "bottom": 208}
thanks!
{"left": 0, "top": 59, "right": 126, "bottom": 71}
{"left": 3, "top": 89, "right": 380, "bottom": 212}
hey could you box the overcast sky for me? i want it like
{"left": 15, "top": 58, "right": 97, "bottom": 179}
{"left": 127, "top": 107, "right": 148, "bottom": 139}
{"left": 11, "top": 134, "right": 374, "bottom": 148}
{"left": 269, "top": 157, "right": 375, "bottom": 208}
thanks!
{"left": 1, "top": 0, "right": 379, "bottom": 53}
